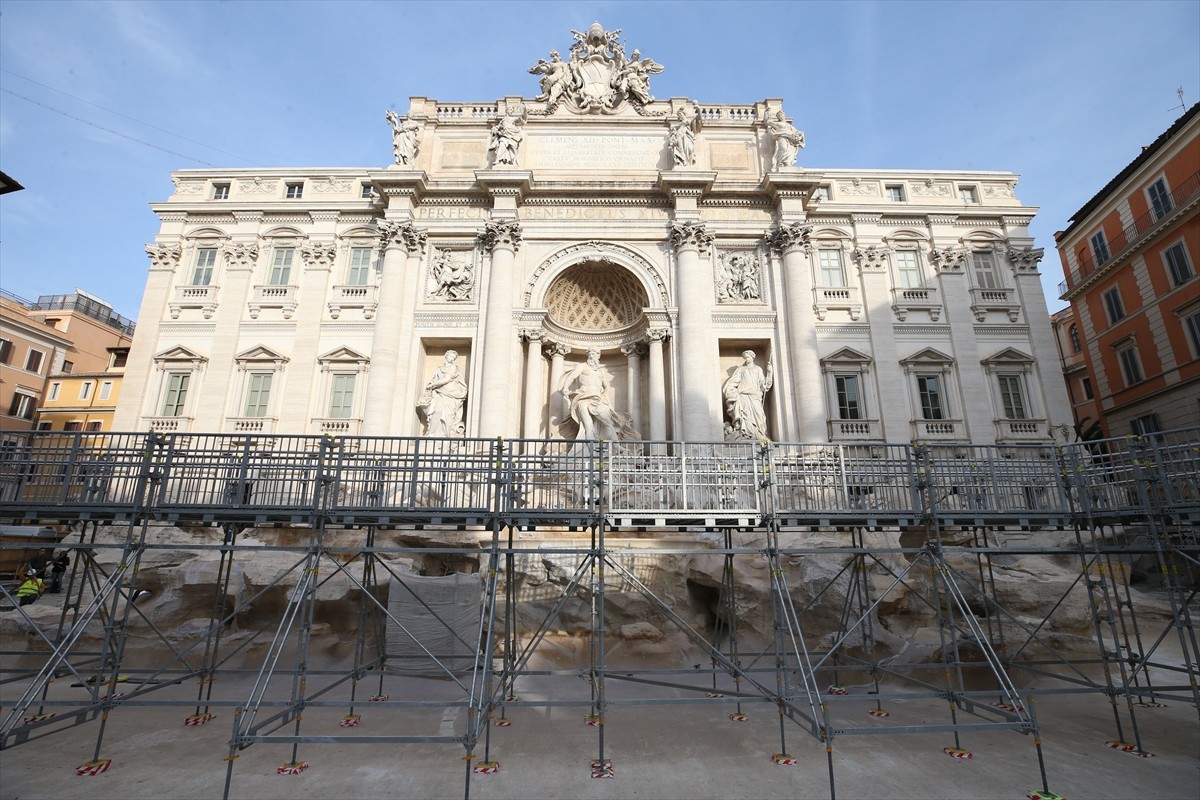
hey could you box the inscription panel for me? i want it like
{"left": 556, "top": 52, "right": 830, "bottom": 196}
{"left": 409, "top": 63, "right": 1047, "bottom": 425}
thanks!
{"left": 528, "top": 134, "right": 668, "bottom": 171}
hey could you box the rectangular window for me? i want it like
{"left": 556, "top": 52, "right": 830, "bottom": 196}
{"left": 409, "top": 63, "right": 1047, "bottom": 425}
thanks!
{"left": 8, "top": 393, "right": 36, "bottom": 420}
{"left": 285, "top": 182, "right": 303, "bottom": 199}
{"left": 61, "top": 360, "right": 73, "bottom": 374}
{"left": 111, "top": 350, "right": 128, "bottom": 368}
{"left": 24, "top": 349, "right": 44, "bottom": 374}
{"left": 1090, "top": 231, "right": 1111, "bottom": 265}
{"left": 86, "top": 421, "right": 102, "bottom": 432}
{"left": 971, "top": 251, "right": 1001, "bottom": 290}
{"left": 1117, "top": 344, "right": 1143, "bottom": 387}
{"left": 161, "top": 373, "right": 190, "bottom": 417}
{"left": 1103, "top": 286, "right": 1125, "bottom": 324}
{"left": 917, "top": 375, "right": 945, "bottom": 420}
{"left": 1147, "top": 177, "right": 1173, "bottom": 221}
{"left": 193, "top": 248, "right": 218, "bottom": 285}
{"left": 997, "top": 374, "right": 1027, "bottom": 419}
{"left": 212, "top": 182, "right": 230, "bottom": 200}
{"left": 818, "top": 250, "right": 846, "bottom": 287}
{"left": 894, "top": 250, "right": 923, "bottom": 288}
{"left": 1132, "top": 413, "right": 1161, "bottom": 436}
{"left": 886, "top": 184, "right": 905, "bottom": 202}
{"left": 835, "top": 375, "right": 862, "bottom": 420}
{"left": 37, "top": 421, "right": 52, "bottom": 431}
{"left": 48, "top": 382, "right": 61, "bottom": 401}
{"left": 959, "top": 186, "right": 978, "bottom": 204}
{"left": 347, "top": 248, "right": 372, "bottom": 285}
{"left": 64, "top": 421, "right": 83, "bottom": 432}
{"left": 99, "top": 381, "right": 113, "bottom": 400}
{"left": 812, "top": 185, "right": 830, "bottom": 201}
{"left": 1081, "top": 376, "right": 1094, "bottom": 400}
{"left": 360, "top": 183, "right": 374, "bottom": 199}
{"left": 0, "top": 338, "right": 12, "bottom": 364}
{"left": 328, "top": 374, "right": 357, "bottom": 418}
{"left": 269, "top": 248, "right": 294, "bottom": 285}
{"left": 1163, "top": 241, "right": 1193, "bottom": 286}
{"left": 79, "top": 381, "right": 93, "bottom": 400}
{"left": 1184, "top": 309, "right": 1200, "bottom": 357}
{"left": 243, "top": 372, "right": 273, "bottom": 418}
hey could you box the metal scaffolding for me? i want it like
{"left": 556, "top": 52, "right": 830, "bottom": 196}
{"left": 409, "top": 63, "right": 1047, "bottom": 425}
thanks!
{"left": 0, "top": 428, "right": 1196, "bottom": 799}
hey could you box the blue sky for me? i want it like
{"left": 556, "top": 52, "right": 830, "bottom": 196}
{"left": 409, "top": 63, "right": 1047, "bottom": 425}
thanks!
{"left": 1, "top": 0, "right": 1197, "bottom": 319}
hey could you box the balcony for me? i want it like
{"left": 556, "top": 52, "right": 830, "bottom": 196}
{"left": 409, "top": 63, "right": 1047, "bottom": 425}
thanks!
{"left": 248, "top": 285, "right": 298, "bottom": 319}
{"left": 910, "top": 419, "right": 966, "bottom": 442}
{"left": 228, "top": 417, "right": 277, "bottom": 434}
{"left": 890, "top": 287, "right": 943, "bottom": 322}
{"left": 1061, "top": 170, "right": 1200, "bottom": 297}
{"left": 813, "top": 285, "right": 862, "bottom": 321}
{"left": 145, "top": 416, "right": 191, "bottom": 433}
{"left": 327, "top": 284, "right": 379, "bottom": 320}
{"left": 994, "top": 418, "right": 1049, "bottom": 442}
{"left": 969, "top": 287, "right": 1021, "bottom": 322}
{"left": 312, "top": 418, "right": 363, "bottom": 436}
{"left": 169, "top": 284, "right": 219, "bottom": 319}
{"left": 827, "top": 418, "right": 882, "bottom": 441}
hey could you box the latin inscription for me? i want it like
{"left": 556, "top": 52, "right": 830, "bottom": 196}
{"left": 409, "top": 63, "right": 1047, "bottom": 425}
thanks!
{"left": 530, "top": 134, "right": 666, "bottom": 171}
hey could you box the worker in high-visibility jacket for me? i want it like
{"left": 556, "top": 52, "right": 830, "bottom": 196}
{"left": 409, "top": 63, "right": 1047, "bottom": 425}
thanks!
{"left": 16, "top": 571, "right": 44, "bottom": 606}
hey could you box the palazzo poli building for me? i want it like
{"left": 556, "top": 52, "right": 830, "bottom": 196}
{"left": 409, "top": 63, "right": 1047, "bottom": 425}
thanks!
{"left": 115, "top": 24, "right": 1070, "bottom": 445}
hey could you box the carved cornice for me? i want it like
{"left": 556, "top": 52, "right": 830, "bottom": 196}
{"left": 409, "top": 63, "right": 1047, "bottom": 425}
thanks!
{"left": 232, "top": 211, "right": 263, "bottom": 224}
{"left": 765, "top": 223, "right": 812, "bottom": 255}
{"left": 310, "top": 211, "right": 340, "bottom": 223}
{"left": 237, "top": 178, "right": 278, "bottom": 195}
{"left": 668, "top": 221, "right": 714, "bottom": 254}
{"left": 927, "top": 214, "right": 958, "bottom": 226}
{"left": 145, "top": 243, "right": 182, "bottom": 269}
{"left": 1007, "top": 246, "right": 1045, "bottom": 273}
{"left": 480, "top": 220, "right": 523, "bottom": 253}
{"left": 380, "top": 221, "right": 428, "bottom": 254}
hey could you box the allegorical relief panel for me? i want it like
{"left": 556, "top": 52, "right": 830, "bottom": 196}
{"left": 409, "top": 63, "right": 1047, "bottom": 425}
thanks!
{"left": 427, "top": 248, "right": 476, "bottom": 302}
{"left": 715, "top": 250, "right": 763, "bottom": 304}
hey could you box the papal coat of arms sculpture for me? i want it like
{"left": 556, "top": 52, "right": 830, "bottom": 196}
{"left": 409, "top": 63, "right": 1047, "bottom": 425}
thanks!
{"left": 528, "top": 21, "right": 665, "bottom": 113}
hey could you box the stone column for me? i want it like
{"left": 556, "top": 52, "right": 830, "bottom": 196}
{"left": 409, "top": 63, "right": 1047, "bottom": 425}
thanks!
{"left": 852, "top": 244, "right": 908, "bottom": 442}
{"left": 930, "top": 245, "right": 990, "bottom": 444}
{"left": 1010, "top": 246, "right": 1073, "bottom": 439}
{"left": 114, "top": 244, "right": 182, "bottom": 430}
{"left": 521, "top": 329, "right": 546, "bottom": 441}
{"left": 547, "top": 342, "right": 570, "bottom": 436}
{"left": 669, "top": 221, "right": 719, "bottom": 441}
{"left": 768, "top": 223, "right": 825, "bottom": 442}
{"left": 621, "top": 343, "right": 643, "bottom": 437}
{"left": 477, "top": 220, "right": 522, "bottom": 438}
{"left": 193, "top": 237, "right": 260, "bottom": 431}
{"left": 646, "top": 329, "right": 669, "bottom": 441}
{"left": 362, "top": 222, "right": 426, "bottom": 435}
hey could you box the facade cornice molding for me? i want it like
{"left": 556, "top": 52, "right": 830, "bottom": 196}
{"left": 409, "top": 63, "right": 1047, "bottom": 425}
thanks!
{"left": 157, "top": 322, "right": 218, "bottom": 335}
{"left": 318, "top": 322, "right": 375, "bottom": 334}
{"left": 974, "top": 324, "right": 1032, "bottom": 336}
{"left": 711, "top": 312, "right": 778, "bottom": 326}
{"left": 236, "top": 322, "right": 298, "bottom": 335}
{"left": 412, "top": 311, "right": 481, "bottom": 328}
{"left": 814, "top": 323, "right": 871, "bottom": 334}
{"left": 891, "top": 324, "right": 953, "bottom": 335}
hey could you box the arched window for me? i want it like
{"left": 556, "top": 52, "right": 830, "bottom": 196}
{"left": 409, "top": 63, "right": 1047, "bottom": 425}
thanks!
{"left": 1068, "top": 324, "right": 1081, "bottom": 353}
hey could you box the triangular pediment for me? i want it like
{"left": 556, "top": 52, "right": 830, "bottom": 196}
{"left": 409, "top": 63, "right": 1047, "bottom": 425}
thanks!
{"left": 900, "top": 347, "right": 954, "bottom": 365}
{"left": 981, "top": 347, "right": 1034, "bottom": 366}
{"left": 153, "top": 345, "right": 207, "bottom": 364}
{"left": 318, "top": 346, "right": 369, "bottom": 364}
{"left": 821, "top": 346, "right": 872, "bottom": 365}
{"left": 234, "top": 345, "right": 289, "bottom": 364}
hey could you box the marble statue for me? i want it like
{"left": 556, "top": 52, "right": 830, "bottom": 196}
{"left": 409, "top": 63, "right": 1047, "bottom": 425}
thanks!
{"left": 489, "top": 105, "right": 527, "bottom": 167}
{"left": 668, "top": 107, "right": 698, "bottom": 167}
{"left": 386, "top": 109, "right": 422, "bottom": 167}
{"left": 561, "top": 348, "right": 640, "bottom": 442}
{"left": 612, "top": 48, "right": 663, "bottom": 106}
{"left": 722, "top": 350, "right": 774, "bottom": 441}
{"left": 529, "top": 50, "right": 571, "bottom": 107}
{"left": 430, "top": 250, "right": 473, "bottom": 301}
{"left": 529, "top": 23, "right": 662, "bottom": 114}
{"left": 766, "top": 111, "right": 805, "bottom": 171}
{"left": 418, "top": 350, "right": 468, "bottom": 437}
{"left": 716, "top": 253, "right": 761, "bottom": 303}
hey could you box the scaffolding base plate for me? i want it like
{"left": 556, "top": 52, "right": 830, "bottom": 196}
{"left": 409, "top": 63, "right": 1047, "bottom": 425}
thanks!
{"left": 1105, "top": 741, "right": 1155, "bottom": 757}
{"left": 867, "top": 708, "right": 890, "bottom": 718}
{"left": 1028, "top": 791, "right": 1065, "bottom": 800}
{"left": 23, "top": 713, "right": 55, "bottom": 725}
{"left": 76, "top": 760, "right": 112, "bottom": 776}
{"left": 495, "top": 718, "right": 511, "bottom": 727}
{"left": 473, "top": 761, "right": 500, "bottom": 774}
{"left": 1135, "top": 701, "right": 1167, "bottom": 708}
{"left": 772, "top": 754, "right": 798, "bottom": 766}
{"left": 729, "top": 713, "right": 748, "bottom": 722}
{"left": 992, "top": 702, "right": 1024, "bottom": 713}
{"left": 370, "top": 695, "right": 389, "bottom": 702}
{"left": 184, "top": 713, "right": 214, "bottom": 726}
{"left": 827, "top": 686, "right": 849, "bottom": 695}
{"left": 943, "top": 747, "right": 974, "bottom": 759}
{"left": 590, "top": 759, "right": 614, "bottom": 779}
{"left": 585, "top": 714, "right": 601, "bottom": 727}
{"left": 277, "top": 762, "right": 309, "bottom": 775}
{"left": 339, "top": 715, "right": 361, "bottom": 728}
{"left": 705, "top": 692, "right": 725, "bottom": 698}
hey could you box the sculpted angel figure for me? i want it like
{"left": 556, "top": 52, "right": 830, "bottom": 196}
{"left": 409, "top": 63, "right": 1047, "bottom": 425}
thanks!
{"left": 560, "top": 348, "right": 641, "bottom": 443}
{"left": 723, "top": 350, "right": 774, "bottom": 441}
{"left": 529, "top": 50, "right": 570, "bottom": 106}
{"left": 418, "top": 350, "right": 469, "bottom": 437}
{"left": 386, "top": 109, "right": 422, "bottom": 167}
{"left": 612, "top": 49, "right": 663, "bottom": 106}
{"left": 668, "top": 107, "right": 699, "bottom": 167}
{"left": 489, "top": 105, "right": 527, "bottom": 167}
{"left": 766, "top": 111, "right": 806, "bottom": 171}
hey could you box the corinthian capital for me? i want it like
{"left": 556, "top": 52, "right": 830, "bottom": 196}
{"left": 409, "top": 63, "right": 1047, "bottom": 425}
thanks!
{"left": 1007, "top": 246, "right": 1045, "bottom": 273}
{"left": 929, "top": 247, "right": 967, "bottom": 273}
{"left": 145, "top": 243, "right": 182, "bottom": 268}
{"left": 301, "top": 241, "right": 338, "bottom": 267}
{"left": 480, "top": 220, "right": 523, "bottom": 253}
{"left": 379, "top": 221, "right": 427, "bottom": 254}
{"left": 765, "top": 223, "right": 811, "bottom": 255}
{"left": 668, "top": 221, "right": 713, "bottom": 254}
{"left": 223, "top": 242, "right": 259, "bottom": 268}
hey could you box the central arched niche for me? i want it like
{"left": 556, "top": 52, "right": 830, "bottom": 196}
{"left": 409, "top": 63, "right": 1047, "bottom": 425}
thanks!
{"left": 544, "top": 261, "right": 648, "bottom": 332}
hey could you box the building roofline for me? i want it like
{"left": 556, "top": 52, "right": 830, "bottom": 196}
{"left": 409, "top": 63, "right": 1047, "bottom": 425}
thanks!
{"left": 1059, "top": 103, "right": 1200, "bottom": 240}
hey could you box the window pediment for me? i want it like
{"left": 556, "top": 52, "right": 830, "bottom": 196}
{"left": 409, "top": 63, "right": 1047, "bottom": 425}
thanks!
{"left": 900, "top": 347, "right": 954, "bottom": 366}
{"left": 234, "top": 345, "right": 289, "bottom": 365}
{"left": 153, "top": 345, "right": 207, "bottom": 365}
{"left": 318, "top": 346, "right": 370, "bottom": 365}
{"left": 821, "top": 346, "right": 873, "bottom": 365}
{"left": 981, "top": 347, "right": 1034, "bottom": 366}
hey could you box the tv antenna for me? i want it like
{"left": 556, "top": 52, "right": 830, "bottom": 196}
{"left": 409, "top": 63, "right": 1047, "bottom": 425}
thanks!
{"left": 1168, "top": 86, "right": 1185, "bottom": 112}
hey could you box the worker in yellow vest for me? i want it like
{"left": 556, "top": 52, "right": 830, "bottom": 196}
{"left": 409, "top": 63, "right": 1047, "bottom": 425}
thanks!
{"left": 16, "top": 570, "right": 45, "bottom": 606}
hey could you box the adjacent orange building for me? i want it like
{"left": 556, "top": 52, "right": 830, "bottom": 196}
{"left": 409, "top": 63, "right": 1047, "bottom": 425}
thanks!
{"left": 1056, "top": 103, "right": 1200, "bottom": 436}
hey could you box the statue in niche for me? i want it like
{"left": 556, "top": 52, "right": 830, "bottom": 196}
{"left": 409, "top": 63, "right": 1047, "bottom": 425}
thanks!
{"left": 386, "top": 109, "right": 422, "bottom": 167}
{"left": 668, "top": 107, "right": 699, "bottom": 167}
{"left": 529, "top": 50, "right": 571, "bottom": 108}
{"left": 766, "top": 111, "right": 805, "bottom": 171}
{"left": 716, "top": 253, "right": 761, "bottom": 303}
{"left": 723, "top": 350, "right": 774, "bottom": 441}
{"left": 430, "top": 250, "right": 474, "bottom": 301}
{"left": 418, "top": 350, "right": 468, "bottom": 437}
{"left": 489, "top": 104, "right": 527, "bottom": 167}
{"left": 560, "top": 348, "right": 641, "bottom": 443}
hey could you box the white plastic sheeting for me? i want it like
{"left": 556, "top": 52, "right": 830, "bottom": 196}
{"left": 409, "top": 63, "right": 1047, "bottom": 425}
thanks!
{"left": 385, "top": 571, "right": 481, "bottom": 675}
